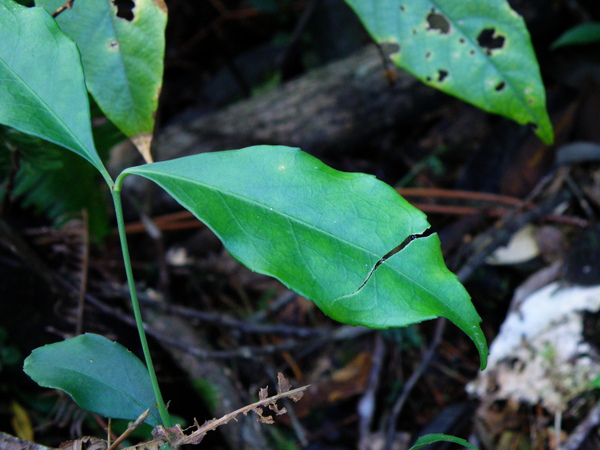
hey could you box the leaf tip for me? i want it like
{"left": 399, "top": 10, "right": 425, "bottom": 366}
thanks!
{"left": 471, "top": 324, "right": 489, "bottom": 370}
{"left": 131, "top": 133, "right": 154, "bottom": 164}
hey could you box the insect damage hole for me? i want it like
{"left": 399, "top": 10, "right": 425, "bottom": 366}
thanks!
{"left": 477, "top": 28, "right": 505, "bottom": 55}
{"left": 437, "top": 70, "right": 448, "bottom": 82}
{"left": 495, "top": 81, "right": 505, "bottom": 91}
{"left": 426, "top": 9, "right": 451, "bottom": 34}
{"left": 113, "top": 0, "right": 135, "bottom": 21}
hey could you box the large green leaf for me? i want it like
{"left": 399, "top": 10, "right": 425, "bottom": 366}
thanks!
{"left": 37, "top": 0, "right": 167, "bottom": 159}
{"left": 119, "top": 146, "right": 488, "bottom": 368}
{"left": 0, "top": 0, "right": 105, "bottom": 175}
{"left": 23, "top": 333, "right": 160, "bottom": 426}
{"left": 344, "top": 0, "right": 553, "bottom": 144}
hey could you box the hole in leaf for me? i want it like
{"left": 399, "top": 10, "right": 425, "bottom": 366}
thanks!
{"left": 425, "top": 51, "right": 432, "bottom": 59}
{"left": 469, "top": 49, "right": 476, "bottom": 56}
{"left": 400, "top": 5, "right": 406, "bottom": 12}
{"left": 437, "top": 70, "right": 448, "bottom": 82}
{"left": 426, "top": 76, "right": 432, "bottom": 82}
{"left": 477, "top": 28, "right": 505, "bottom": 54}
{"left": 495, "top": 81, "right": 505, "bottom": 91}
{"left": 412, "top": 29, "right": 418, "bottom": 35}
{"left": 113, "top": 0, "right": 135, "bottom": 21}
{"left": 426, "top": 9, "right": 450, "bottom": 34}
{"left": 459, "top": 37, "right": 465, "bottom": 44}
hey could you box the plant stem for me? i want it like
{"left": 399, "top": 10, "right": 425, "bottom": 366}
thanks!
{"left": 111, "top": 189, "right": 172, "bottom": 428}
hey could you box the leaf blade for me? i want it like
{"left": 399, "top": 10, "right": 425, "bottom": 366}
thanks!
{"left": 37, "top": 0, "right": 167, "bottom": 159}
{"left": 121, "top": 146, "right": 488, "bottom": 368}
{"left": 0, "top": 0, "right": 104, "bottom": 172}
{"left": 23, "top": 334, "right": 161, "bottom": 426}
{"left": 344, "top": 0, "right": 553, "bottom": 144}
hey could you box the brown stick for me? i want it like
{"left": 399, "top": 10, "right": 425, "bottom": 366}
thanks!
{"left": 52, "top": 0, "right": 75, "bottom": 18}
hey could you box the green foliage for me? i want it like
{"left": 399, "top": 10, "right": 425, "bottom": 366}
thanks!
{"left": 344, "top": 0, "right": 554, "bottom": 144}
{"left": 0, "top": 0, "right": 107, "bottom": 180}
{"left": 120, "top": 146, "right": 487, "bottom": 367}
{"left": 551, "top": 22, "right": 600, "bottom": 49}
{"left": 23, "top": 333, "right": 161, "bottom": 427}
{"left": 36, "top": 0, "right": 167, "bottom": 147}
{"left": 409, "top": 433, "right": 478, "bottom": 450}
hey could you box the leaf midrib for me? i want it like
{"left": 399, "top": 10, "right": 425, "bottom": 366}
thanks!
{"left": 29, "top": 362, "right": 154, "bottom": 411}
{"left": 134, "top": 168, "right": 455, "bottom": 307}
{"left": 0, "top": 48, "right": 92, "bottom": 161}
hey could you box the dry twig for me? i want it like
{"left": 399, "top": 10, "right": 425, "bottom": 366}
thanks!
{"left": 143, "top": 373, "right": 309, "bottom": 448}
{"left": 52, "top": 0, "right": 75, "bottom": 18}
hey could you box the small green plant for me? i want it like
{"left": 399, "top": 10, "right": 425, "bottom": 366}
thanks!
{"left": 0, "top": 0, "right": 554, "bottom": 447}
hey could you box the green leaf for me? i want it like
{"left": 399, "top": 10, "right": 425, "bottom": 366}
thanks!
{"left": 551, "top": 22, "right": 600, "bottom": 49}
{"left": 409, "top": 433, "right": 478, "bottom": 450}
{"left": 36, "top": 0, "right": 167, "bottom": 156}
{"left": 23, "top": 333, "right": 160, "bottom": 426}
{"left": 0, "top": 0, "right": 106, "bottom": 175}
{"left": 344, "top": 0, "right": 553, "bottom": 144}
{"left": 119, "top": 146, "right": 488, "bottom": 369}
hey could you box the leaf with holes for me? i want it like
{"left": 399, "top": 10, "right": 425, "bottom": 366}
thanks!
{"left": 344, "top": 0, "right": 553, "bottom": 144}
{"left": 36, "top": 0, "right": 167, "bottom": 162}
{"left": 119, "top": 146, "right": 489, "bottom": 369}
{"left": 23, "top": 333, "right": 161, "bottom": 426}
{"left": 0, "top": 0, "right": 105, "bottom": 174}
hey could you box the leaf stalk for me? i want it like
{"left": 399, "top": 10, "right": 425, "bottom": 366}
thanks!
{"left": 111, "top": 187, "right": 171, "bottom": 428}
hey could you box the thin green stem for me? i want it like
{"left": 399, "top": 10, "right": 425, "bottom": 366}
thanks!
{"left": 111, "top": 188, "right": 172, "bottom": 428}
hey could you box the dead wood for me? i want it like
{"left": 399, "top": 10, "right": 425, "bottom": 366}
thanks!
{"left": 110, "top": 45, "right": 442, "bottom": 176}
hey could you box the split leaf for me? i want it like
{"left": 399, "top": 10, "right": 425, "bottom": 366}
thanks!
{"left": 120, "top": 146, "right": 488, "bottom": 368}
